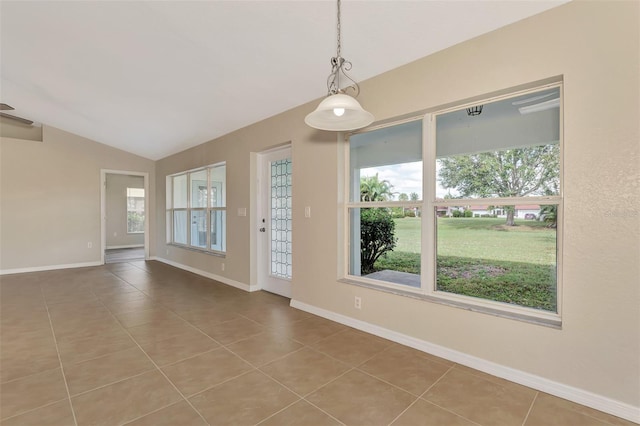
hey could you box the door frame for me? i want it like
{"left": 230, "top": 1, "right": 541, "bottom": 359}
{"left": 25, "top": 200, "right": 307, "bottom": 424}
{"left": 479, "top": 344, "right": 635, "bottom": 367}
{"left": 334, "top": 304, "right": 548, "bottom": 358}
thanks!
{"left": 100, "top": 169, "right": 150, "bottom": 264}
{"left": 250, "top": 143, "right": 292, "bottom": 296}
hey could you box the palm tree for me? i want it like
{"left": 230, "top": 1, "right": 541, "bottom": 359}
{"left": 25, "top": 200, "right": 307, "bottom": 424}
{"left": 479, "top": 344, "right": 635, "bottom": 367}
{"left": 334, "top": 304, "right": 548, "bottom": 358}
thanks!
{"left": 539, "top": 205, "right": 557, "bottom": 227}
{"left": 360, "top": 174, "right": 394, "bottom": 201}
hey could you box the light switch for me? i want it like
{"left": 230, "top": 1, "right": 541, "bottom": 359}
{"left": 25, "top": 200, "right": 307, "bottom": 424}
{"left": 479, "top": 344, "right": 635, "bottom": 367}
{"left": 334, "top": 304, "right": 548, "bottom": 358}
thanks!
{"left": 304, "top": 206, "right": 311, "bottom": 218}
{"left": 237, "top": 207, "right": 247, "bottom": 217}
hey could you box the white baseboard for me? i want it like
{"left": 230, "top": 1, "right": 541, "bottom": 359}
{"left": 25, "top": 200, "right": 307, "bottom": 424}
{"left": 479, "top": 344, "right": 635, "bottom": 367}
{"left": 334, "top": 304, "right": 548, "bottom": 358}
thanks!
{"left": 106, "top": 244, "right": 144, "bottom": 249}
{"left": 0, "top": 261, "right": 103, "bottom": 276}
{"left": 290, "top": 299, "right": 640, "bottom": 424}
{"left": 152, "top": 257, "right": 259, "bottom": 292}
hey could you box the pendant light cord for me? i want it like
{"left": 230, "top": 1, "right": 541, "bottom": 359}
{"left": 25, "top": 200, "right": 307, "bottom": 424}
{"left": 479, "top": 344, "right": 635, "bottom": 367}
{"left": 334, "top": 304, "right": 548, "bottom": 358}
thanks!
{"left": 336, "top": 0, "right": 342, "bottom": 58}
{"left": 327, "top": 0, "right": 359, "bottom": 97}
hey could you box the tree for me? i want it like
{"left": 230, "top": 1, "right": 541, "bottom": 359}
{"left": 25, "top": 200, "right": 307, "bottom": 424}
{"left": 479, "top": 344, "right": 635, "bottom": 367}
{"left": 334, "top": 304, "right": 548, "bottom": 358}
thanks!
{"left": 360, "top": 174, "right": 394, "bottom": 201}
{"left": 397, "top": 193, "right": 409, "bottom": 216}
{"left": 438, "top": 146, "right": 559, "bottom": 225}
{"left": 359, "top": 175, "right": 397, "bottom": 274}
{"left": 539, "top": 205, "right": 558, "bottom": 227}
{"left": 360, "top": 208, "right": 396, "bottom": 273}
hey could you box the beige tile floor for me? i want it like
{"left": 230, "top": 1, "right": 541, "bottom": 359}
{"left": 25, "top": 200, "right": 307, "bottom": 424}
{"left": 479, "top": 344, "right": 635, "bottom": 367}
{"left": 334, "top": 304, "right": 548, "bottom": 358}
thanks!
{"left": 0, "top": 261, "right": 635, "bottom": 426}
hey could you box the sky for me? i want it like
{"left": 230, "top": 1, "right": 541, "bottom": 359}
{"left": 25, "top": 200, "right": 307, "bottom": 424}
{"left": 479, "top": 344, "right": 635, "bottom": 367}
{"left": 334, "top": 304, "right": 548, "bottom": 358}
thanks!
{"left": 361, "top": 160, "right": 457, "bottom": 200}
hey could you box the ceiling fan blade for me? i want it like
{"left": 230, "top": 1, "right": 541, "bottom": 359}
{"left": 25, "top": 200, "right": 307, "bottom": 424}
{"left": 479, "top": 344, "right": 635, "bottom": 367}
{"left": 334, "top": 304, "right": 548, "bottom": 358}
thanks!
{"left": 0, "top": 103, "right": 16, "bottom": 111}
{"left": 0, "top": 112, "right": 34, "bottom": 125}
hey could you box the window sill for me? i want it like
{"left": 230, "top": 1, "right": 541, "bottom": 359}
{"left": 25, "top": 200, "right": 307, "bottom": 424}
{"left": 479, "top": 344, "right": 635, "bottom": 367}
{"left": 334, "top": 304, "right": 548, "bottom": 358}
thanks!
{"left": 338, "top": 277, "right": 562, "bottom": 329}
{"left": 168, "top": 243, "right": 226, "bottom": 258}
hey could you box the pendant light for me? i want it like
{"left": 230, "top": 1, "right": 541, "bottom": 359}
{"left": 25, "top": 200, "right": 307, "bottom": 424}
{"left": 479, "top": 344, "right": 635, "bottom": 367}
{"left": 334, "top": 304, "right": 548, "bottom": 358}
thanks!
{"left": 305, "top": 0, "right": 374, "bottom": 131}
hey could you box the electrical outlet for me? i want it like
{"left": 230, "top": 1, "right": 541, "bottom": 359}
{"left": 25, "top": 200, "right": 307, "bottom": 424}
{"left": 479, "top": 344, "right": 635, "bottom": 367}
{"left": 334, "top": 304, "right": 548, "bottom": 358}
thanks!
{"left": 87, "top": 242, "right": 92, "bottom": 249}
{"left": 354, "top": 296, "right": 362, "bottom": 310}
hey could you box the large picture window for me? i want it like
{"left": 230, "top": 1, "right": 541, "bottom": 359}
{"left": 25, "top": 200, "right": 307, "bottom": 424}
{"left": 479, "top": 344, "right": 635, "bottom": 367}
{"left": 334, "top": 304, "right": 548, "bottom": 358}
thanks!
{"left": 166, "top": 163, "right": 226, "bottom": 254}
{"left": 345, "top": 84, "right": 562, "bottom": 322}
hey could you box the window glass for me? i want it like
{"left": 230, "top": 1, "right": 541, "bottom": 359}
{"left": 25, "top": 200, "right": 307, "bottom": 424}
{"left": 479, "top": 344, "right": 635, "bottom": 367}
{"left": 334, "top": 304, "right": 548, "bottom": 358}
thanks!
{"left": 348, "top": 120, "right": 423, "bottom": 289}
{"left": 126, "top": 187, "right": 145, "bottom": 233}
{"left": 435, "top": 204, "right": 558, "bottom": 312}
{"left": 349, "top": 207, "right": 421, "bottom": 289}
{"left": 173, "top": 174, "right": 188, "bottom": 208}
{"left": 190, "top": 210, "right": 207, "bottom": 248}
{"left": 209, "top": 164, "right": 226, "bottom": 208}
{"left": 173, "top": 210, "right": 187, "bottom": 244}
{"left": 344, "top": 84, "right": 562, "bottom": 319}
{"left": 436, "top": 87, "right": 560, "bottom": 199}
{"left": 167, "top": 163, "right": 226, "bottom": 254}
{"left": 210, "top": 210, "right": 226, "bottom": 252}
{"left": 190, "top": 170, "right": 208, "bottom": 208}
{"left": 270, "top": 158, "right": 292, "bottom": 279}
{"left": 433, "top": 86, "right": 561, "bottom": 312}
{"left": 350, "top": 120, "right": 422, "bottom": 202}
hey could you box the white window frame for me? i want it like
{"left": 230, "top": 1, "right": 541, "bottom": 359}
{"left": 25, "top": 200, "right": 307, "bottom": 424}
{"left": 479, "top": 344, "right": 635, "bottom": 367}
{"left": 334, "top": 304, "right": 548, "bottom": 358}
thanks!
{"left": 342, "top": 83, "right": 563, "bottom": 326}
{"left": 166, "top": 162, "right": 226, "bottom": 255}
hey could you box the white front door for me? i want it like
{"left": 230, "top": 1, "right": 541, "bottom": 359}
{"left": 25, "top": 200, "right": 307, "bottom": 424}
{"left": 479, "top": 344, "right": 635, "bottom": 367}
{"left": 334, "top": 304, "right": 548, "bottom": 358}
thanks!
{"left": 258, "top": 146, "right": 292, "bottom": 297}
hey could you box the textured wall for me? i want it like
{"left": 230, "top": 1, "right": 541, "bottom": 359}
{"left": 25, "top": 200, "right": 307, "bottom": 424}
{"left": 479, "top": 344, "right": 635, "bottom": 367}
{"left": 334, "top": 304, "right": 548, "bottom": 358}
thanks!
{"left": 1, "top": 126, "right": 155, "bottom": 270}
{"left": 154, "top": 1, "right": 639, "bottom": 408}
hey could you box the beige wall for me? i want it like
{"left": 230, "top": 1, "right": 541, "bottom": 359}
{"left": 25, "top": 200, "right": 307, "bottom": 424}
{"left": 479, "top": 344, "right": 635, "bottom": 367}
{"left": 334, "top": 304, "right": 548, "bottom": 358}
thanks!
{"left": 155, "top": 0, "right": 639, "bottom": 409}
{"left": 0, "top": 126, "right": 155, "bottom": 270}
{"left": 105, "top": 174, "right": 145, "bottom": 248}
{"left": 0, "top": 117, "right": 43, "bottom": 142}
{"left": 0, "top": 0, "right": 636, "bottom": 414}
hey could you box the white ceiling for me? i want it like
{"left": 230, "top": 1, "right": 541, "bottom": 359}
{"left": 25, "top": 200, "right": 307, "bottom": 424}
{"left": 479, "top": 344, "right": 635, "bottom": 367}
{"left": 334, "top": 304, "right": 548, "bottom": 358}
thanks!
{"left": 1, "top": 0, "right": 568, "bottom": 160}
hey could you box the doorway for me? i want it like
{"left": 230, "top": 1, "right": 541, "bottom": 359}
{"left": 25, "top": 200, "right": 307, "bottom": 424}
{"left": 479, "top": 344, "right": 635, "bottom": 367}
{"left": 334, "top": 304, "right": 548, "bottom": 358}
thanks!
{"left": 257, "top": 146, "right": 292, "bottom": 297}
{"left": 101, "top": 170, "right": 149, "bottom": 264}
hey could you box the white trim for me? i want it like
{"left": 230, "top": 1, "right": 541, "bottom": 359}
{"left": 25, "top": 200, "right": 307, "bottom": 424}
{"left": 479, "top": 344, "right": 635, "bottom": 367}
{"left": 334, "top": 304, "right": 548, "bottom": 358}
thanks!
{"left": 105, "top": 244, "right": 145, "bottom": 250}
{"left": 101, "top": 169, "right": 150, "bottom": 265}
{"left": 153, "top": 257, "right": 259, "bottom": 292}
{"left": 289, "top": 299, "right": 640, "bottom": 424}
{"left": 0, "top": 261, "right": 103, "bottom": 276}
{"left": 253, "top": 144, "right": 293, "bottom": 297}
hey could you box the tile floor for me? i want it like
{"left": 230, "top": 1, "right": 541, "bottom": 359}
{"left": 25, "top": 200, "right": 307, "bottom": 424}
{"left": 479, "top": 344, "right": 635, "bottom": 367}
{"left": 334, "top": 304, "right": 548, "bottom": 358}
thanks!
{"left": 0, "top": 261, "right": 634, "bottom": 426}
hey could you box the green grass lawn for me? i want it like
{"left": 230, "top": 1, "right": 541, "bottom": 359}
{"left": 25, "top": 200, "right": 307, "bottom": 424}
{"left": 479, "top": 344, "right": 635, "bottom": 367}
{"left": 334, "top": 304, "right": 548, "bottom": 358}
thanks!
{"left": 375, "top": 217, "right": 557, "bottom": 311}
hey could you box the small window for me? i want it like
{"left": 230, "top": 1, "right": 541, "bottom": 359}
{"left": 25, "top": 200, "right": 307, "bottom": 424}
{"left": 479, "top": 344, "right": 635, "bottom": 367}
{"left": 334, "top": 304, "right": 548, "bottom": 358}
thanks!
{"left": 166, "top": 163, "right": 226, "bottom": 254}
{"left": 126, "top": 187, "right": 145, "bottom": 234}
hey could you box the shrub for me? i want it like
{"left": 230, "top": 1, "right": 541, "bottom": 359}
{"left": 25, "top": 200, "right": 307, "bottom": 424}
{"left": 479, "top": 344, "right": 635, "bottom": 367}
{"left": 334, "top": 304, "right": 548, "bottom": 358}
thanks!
{"left": 360, "top": 209, "right": 396, "bottom": 274}
{"left": 463, "top": 209, "right": 473, "bottom": 217}
{"left": 391, "top": 207, "right": 405, "bottom": 219}
{"left": 452, "top": 210, "right": 462, "bottom": 218}
{"left": 404, "top": 210, "right": 416, "bottom": 218}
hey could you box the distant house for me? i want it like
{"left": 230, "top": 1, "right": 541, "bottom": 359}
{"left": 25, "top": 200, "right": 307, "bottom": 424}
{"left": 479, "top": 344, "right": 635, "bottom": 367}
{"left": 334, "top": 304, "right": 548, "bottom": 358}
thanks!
{"left": 469, "top": 205, "right": 541, "bottom": 219}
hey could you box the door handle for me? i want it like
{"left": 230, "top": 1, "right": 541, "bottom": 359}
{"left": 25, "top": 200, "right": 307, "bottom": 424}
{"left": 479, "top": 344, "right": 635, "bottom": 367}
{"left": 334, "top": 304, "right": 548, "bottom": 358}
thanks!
{"left": 259, "top": 227, "right": 266, "bottom": 232}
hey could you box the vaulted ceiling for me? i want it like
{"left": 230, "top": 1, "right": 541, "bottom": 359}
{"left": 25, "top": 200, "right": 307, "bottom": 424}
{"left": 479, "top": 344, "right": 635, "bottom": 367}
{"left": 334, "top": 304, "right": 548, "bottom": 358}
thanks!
{"left": 1, "top": 1, "right": 568, "bottom": 160}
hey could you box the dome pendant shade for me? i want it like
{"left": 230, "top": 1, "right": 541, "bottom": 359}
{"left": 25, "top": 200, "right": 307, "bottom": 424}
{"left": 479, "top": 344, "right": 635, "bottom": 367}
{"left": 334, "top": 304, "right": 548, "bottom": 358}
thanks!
{"left": 305, "top": 93, "right": 374, "bottom": 131}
